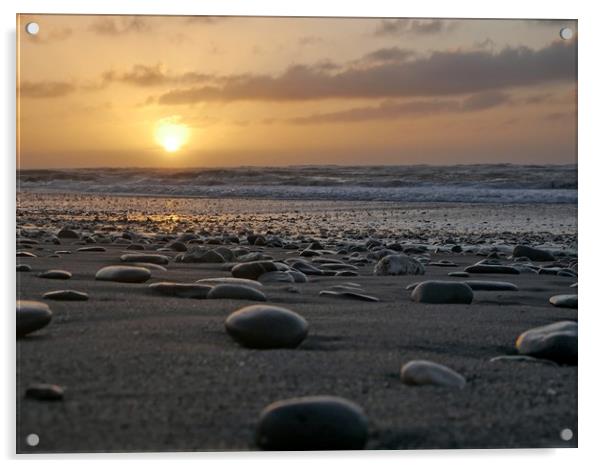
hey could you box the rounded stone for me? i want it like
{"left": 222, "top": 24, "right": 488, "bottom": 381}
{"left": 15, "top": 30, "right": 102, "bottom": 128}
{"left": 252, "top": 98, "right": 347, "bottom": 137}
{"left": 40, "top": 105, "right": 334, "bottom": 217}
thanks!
{"left": 196, "top": 277, "right": 264, "bottom": 288}
{"left": 516, "top": 321, "right": 577, "bottom": 364}
{"left": 77, "top": 246, "right": 106, "bottom": 252}
{"left": 43, "top": 290, "right": 89, "bottom": 301}
{"left": 549, "top": 294, "right": 578, "bottom": 309}
{"left": 17, "top": 264, "right": 32, "bottom": 272}
{"left": 208, "top": 284, "right": 267, "bottom": 301}
{"left": 17, "top": 300, "right": 52, "bottom": 337}
{"left": 120, "top": 254, "right": 169, "bottom": 265}
{"left": 57, "top": 228, "right": 79, "bottom": 239}
{"left": 256, "top": 396, "right": 368, "bottom": 450}
{"left": 374, "top": 254, "right": 425, "bottom": 276}
{"left": 401, "top": 360, "right": 466, "bottom": 388}
{"left": 464, "top": 264, "right": 520, "bottom": 275}
{"left": 25, "top": 383, "right": 64, "bottom": 401}
{"left": 225, "top": 304, "right": 308, "bottom": 349}
{"left": 95, "top": 265, "right": 151, "bottom": 283}
{"left": 231, "top": 261, "right": 278, "bottom": 280}
{"left": 411, "top": 281, "right": 473, "bottom": 304}
{"left": 37, "top": 270, "right": 72, "bottom": 280}
{"left": 512, "top": 245, "right": 555, "bottom": 261}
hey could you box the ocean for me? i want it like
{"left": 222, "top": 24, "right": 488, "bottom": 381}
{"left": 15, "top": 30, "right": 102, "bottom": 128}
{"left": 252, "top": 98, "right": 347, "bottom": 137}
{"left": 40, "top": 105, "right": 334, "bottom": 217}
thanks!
{"left": 17, "top": 164, "right": 577, "bottom": 204}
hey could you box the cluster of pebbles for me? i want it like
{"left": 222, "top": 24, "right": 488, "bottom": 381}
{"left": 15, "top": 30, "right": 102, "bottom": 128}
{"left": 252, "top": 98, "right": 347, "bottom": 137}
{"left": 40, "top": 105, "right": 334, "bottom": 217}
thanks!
{"left": 16, "top": 220, "right": 577, "bottom": 450}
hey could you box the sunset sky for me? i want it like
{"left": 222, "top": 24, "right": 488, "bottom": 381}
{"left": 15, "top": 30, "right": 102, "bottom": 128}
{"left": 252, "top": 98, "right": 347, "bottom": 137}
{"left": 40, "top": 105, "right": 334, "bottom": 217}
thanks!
{"left": 17, "top": 15, "right": 577, "bottom": 168}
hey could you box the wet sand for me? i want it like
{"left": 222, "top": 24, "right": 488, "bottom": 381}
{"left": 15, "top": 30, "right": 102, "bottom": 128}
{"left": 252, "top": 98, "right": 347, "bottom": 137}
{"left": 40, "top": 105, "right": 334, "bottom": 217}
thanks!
{"left": 17, "top": 243, "right": 577, "bottom": 452}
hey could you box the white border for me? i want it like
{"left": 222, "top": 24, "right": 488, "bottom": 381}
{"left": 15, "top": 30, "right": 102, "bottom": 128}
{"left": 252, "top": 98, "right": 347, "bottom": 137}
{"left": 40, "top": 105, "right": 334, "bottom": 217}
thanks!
{"left": 2, "top": 0, "right": 601, "bottom": 466}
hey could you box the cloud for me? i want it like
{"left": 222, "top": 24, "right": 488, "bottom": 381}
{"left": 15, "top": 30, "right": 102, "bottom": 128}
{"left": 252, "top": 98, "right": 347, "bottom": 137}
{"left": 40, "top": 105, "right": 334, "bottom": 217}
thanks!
{"left": 288, "top": 91, "right": 512, "bottom": 124}
{"left": 156, "top": 39, "right": 576, "bottom": 105}
{"left": 89, "top": 17, "right": 151, "bottom": 35}
{"left": 374, "top": 19, "right": 453, "bottom": 36}
{"left": 356, "top": 47, "right": 415, "bottom": 65}
{"left": 102, "top": 63, "right": 216, "bottom": 87}
{"left": 19, "top": 80, "right": 76, "bottom": 98}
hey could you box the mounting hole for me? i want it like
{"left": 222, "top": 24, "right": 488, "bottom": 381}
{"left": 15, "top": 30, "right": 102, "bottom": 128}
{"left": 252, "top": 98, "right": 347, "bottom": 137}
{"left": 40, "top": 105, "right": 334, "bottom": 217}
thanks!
{"left": 559, "top": 27, "right": 573, "bottom": 40}
{"left": 26, "top": 433, "right": 40, "bottom": 447}
{"left": 560, "top": 428, "right": 573, "bottom": 441}
{"left": 25, "top": 22, "right": 40, "bottom": 35}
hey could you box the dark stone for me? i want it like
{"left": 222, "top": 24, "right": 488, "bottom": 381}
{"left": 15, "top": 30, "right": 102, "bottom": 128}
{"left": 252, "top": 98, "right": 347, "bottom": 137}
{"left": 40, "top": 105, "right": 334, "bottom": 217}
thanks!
{"left": 464, "top": 280, "right": 518, "bottom": 291}
{"left": 37, "top": 270, "right": 72, "bottom": 280}
{"left": 77, "top": 246, "right": 107, "bottom": 252}
{"left": 464, "top": 264, "right": 520, "bottom": 275}
{"left": 231, "top": 261, "right": 278, "bottom": 280}
{"left": 513, "top": 245, "right": 555, "bottom": 261}
{"left": 225, "top": 304, "right": 308, "bottom": 349}
{"left": 411, "top": 281, "right": 473, "bottom": 304}
{"left": 120, "top": 254, "right": 169, "bottom": 265}
{"left": 516, "top": 321, "right": 577, "bottom": 364}
{"left": 43, "top": 290, "right": 89, "bottom": 301}
{"left": 57, "top": 228, "right": 79, "bottom": 239}
{"left": 17, "top": 300, "right": 52, "bottom": 337}
{"left": 25, "top": 384, "right": 64, "bottom": 401}
{"left": 95, "top": 266, "right": 151, "bottom": 283}
{"left": 17, "top": 264, "right": 31, "bottom": 272}
{"left": 256, "top": 396, "right": 368, "bottom": 450}
{"left": 549, "top": 294, "right": 578, "bottom": 309}
{"left": 207, "top": 284, "right": 267, "bottom": 301}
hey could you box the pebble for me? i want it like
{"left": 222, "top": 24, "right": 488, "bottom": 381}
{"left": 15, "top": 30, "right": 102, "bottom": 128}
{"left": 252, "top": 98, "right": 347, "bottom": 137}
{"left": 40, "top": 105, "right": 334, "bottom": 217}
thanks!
{"left": 429, "top": 261, "right": 458, "bottom": 267}
{"left": 411, "top": 281, "right": 473, "bottom": 304}
{"left": 464, "top": 281, "right": 519, "bottom": 291}
{"left": 448, "top": 271, "right": 469, "bottom": 277}
{"left": 256, "top": 396, "right": 368, "bottom": 450}
{"left": 77, "top": 246, "right": 106, "bottom": 252}
{"left": 208, "top": 284, "right": 267, "bottom": 301}
{"left": 196, "top": 277, "right": 264, "bottom": 288}
{"left": 319, "top": 290, "right": 379, "bottom": 302}
{"left": 148, "top": 282, "right": 212, "bottom": 299}
{"left": 95, "top": 265, "right": 151, "bottom": 283}
{"left": 178, "top": 249, "right": 226, "bottom": 263}
{"left": 258, "top": 271, "right": 295, "bottom": 283}
{"left": 25, "top": 384, "right": 64, "bottom": 401}
{"left": 549, "top": 294, "right": 578, "bottom": 309}
{"left": 225, "top": 304, "right": 308, "bottom": 348}
{"left": 120, "top": 253, "right": 169, "bottom": 265}
{"left": 512, "top": 245, "right": 555, "bottom": 261}
{"left": 128, "top": 262, "right": 168, "bottom": 271}
{"left": 17, "top": 300, "right": 52, "bottom": 337}
{"left": 16, "top": 251, "right": 37, "bottom": 257}
{"left": 17, "top": 264, "right": 31, "bottom": 272}
{"left": 401, "top": 360, "right": 466, "bottom": 388}
{"left": 43, "top": 290, "right": 89, "bottom": 301}
{"left": 57, "top": 228, "right": 79, "bottom": 239}
{"left": 374, "top": 254, "right": 425, "bottom": 276}
{"left": 464, "top": 264, "right": 520, "bottom": 275}
{"left": 288, "top": 270, "right": 308, "bottom": 283}
{"left": 37, "top": 270, "right": 72, "bottom": 280}
{"left": 231, "top": 260, "right": 278, "bottom": 280}
{"left": 516, "top": 321, "right": 577, "bottom": 364}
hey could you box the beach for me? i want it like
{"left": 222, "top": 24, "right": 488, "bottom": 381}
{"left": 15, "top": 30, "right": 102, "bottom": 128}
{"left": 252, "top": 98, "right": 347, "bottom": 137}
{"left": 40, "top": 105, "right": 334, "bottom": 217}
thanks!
{"left": 16, "top": 190, "right": 577, "bottom": 452}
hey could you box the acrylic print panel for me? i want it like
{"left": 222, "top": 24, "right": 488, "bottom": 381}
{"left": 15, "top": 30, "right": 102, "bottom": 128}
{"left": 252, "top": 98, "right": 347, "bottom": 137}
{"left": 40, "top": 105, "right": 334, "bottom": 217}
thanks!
{"left": 16, "top": 14, "right": 577, "bottom": 453}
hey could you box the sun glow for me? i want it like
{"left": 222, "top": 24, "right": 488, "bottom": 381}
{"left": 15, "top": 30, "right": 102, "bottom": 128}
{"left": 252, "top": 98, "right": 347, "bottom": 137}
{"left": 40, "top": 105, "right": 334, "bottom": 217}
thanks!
{"left": 154, "top": 117, "right": 189, "bottom": 153}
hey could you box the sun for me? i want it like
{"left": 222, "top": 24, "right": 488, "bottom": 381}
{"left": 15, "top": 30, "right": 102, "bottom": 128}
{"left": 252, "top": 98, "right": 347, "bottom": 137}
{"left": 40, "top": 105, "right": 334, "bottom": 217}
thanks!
{"left": 154, "top": 117, "right": 189, "bottom": 153}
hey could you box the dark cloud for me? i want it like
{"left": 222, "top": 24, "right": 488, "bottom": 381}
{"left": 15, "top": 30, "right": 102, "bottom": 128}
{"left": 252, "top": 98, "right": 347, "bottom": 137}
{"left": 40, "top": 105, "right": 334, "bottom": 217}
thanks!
{"left": 102, "top": 64, "right": 216, "bottom": 87}
{"left": 357, "top": 47, "right": 415, "bottom": 64}
{"left": 157, "top": 39, "right": 576, "bottom": 105}
{"left": 288, "top": 91, "right": 511, "bottom": 124}
{"left": 374, "top": 19, "right": 453, "bottom": 36}
{"left": 19, "top": 81, "right": 76, "bottom": 98}
{"left": 89, "top": 17, "right": 151, "bottom": 36}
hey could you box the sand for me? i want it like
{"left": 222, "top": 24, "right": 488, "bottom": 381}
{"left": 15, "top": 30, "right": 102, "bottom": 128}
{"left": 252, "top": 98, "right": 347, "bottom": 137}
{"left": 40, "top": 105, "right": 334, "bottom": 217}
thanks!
{"left": 16, "top": 244, "right": 577, "bottom": 452}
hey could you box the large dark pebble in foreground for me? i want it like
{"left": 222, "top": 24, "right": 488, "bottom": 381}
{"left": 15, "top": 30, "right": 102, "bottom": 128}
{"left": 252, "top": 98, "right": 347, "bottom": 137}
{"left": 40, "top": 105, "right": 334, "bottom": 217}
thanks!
{"left": 516, "top": 321, "right": 577, "bottom": 364}
{"left": 17, "top": 300, "right": 52, "bottom": 337}
{"left": 512, "top": 245, "right": 555, "bottom": 261}
{"left": 256, "top": 396, "right": 368, "bottom": 450}
{"left": 411, "top": 281, "right": 473, "bottom": 304}
{"left": 225, "top": 304, "right": 308, "bottom": 348}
